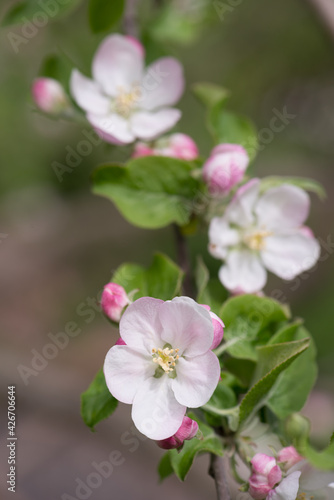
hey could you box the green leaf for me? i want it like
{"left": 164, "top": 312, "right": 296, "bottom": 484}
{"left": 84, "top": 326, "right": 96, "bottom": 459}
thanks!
{"left": 209, "top": 109, "right": 258, "bottom": 160}
{"left": 192, "top": 82, "right": 230, "bottom": 109}
{"left": 203, "top": 381, "right": 238, "bottom": 427}
{"left": 2, "top": 0, "right": 81, "bottom": 26}
{"left": 286, "top": 415, "right": 334, "bottom": 470}
{"left": 112, "top": 253, "right": 184, "bottom": 300}
{"left": 238, "top": 338, "right": 310, "bottom": 428}
{"left": 218, "top": 295, "right": 289, "bottom": 360}
{"left": 195, "top": 256, "right": 210, "bottom": 301}
{"left": 92, "top": 157, "right": 200, "bottom": 229}
{"left": 168, "top": 414, "right": 224, "bottom": 481}
{"left": 88, "top": 0, "right": 124, "bottom": 33}
{"left": 260, "top": 176, "right": 326, "bottom": 200}
{"left": 158, "top": 453, "right": 173, "bottom": 482}
{"left": 198, "top": 278, "right": 228, "bottom": 316}
{"left": 266, "top": 326, "right": 317, "bottom": 419}
{"left": 38, "top": 53, "right": 73, "bottom": 90}
{"left": 81, "top": 369, "right": 118, "bottom": 431}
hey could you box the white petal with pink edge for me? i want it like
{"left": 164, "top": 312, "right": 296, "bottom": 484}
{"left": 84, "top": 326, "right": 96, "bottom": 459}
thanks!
{"left": 120, "top": 297, "right": 164, "bottom": 355}
{"left": 260, "top": 233, "right": 320, "bottom": 280}
{"left": 225, "top": 179, "right": 260, "bottom": 227}
{"left": 140, "top": 57, "right": 184, "bottom": 111}
{"left": 171, "top": 351, "right": 220, "bottom": 407}
{"left": 92, "top": 34, "right": 144, "bottom": 96}
{"left": 131, "top": 375, "right": 186, "bottom": 440}
{"left": 255, "top": 184, "right": 310, "bottom": 232}
{"left": 103, "top": 345, "right": 155, "bottom": 404}
{"left": 267, "top": 471, "right": 301, "bottom": 500}
{"left": 219, "top": 249, "right": 267, "bottom": 293}
{"left": 159, "top": 297, "right": 214, "bottom": 357}
{"left": 87, "top": 112, "right": 135, "bottom": 144}
{"left": 130, "top": 108, "right": 181, "bottom": 140}
{"left": 70, "top": 69, "right": 110, "bottom": 114}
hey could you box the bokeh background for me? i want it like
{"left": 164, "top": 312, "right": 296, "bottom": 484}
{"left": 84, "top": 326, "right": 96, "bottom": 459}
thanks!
{"left": 1, "top": 0, "right": 334, "bottom": 498}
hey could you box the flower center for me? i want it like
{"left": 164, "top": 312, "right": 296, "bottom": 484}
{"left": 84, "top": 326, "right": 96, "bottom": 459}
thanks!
{"left": 152, "top": 347, "right": 180, "bottom": 373}
{"left": 297, "top": 494, "right": 313, "bottom": 500}
{"left": 244, "top": 229, "right": 272, "bottom": 251}
{"left": 114, "top": 86, "right": 140, "bottom": 118}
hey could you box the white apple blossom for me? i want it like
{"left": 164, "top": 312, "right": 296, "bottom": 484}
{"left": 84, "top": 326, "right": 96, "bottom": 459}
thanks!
{"left": 104, "top": 296, "right": 220, "bottom": 440}
{"left": 70, "top": 34, "right": 184, "bottom": 145}
{"left": 208, "top": 179, "right": 320, "bottom": 293}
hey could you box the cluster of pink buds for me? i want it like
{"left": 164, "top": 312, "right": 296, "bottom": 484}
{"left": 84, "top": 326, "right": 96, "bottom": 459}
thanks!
{"left": 132, "top": 133, "right": 199, "bottom": 161}
{"left": 248, "top": 448, "right": 303, "bottom": 500}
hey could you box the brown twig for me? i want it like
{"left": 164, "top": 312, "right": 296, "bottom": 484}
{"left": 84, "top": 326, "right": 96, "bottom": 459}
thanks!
{"left": 209, "top": 454, "right": 231, "bottom": 500}
{"left": 123, "top": 0, "right": 140, "bottom": 38}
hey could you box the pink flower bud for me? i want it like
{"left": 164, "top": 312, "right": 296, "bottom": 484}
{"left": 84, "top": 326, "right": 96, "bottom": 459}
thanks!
{"left": 132, "top": 134, "right": 198, "bottom": 161}
{"left": 277, "top": 446, "right": 303, "bottom": 471}
{"left": 249, "top": 453, "right": 282, "bottom": 500}
{"left": 32, "top": 78, "right": 69, "bottom": 114}
{"left": 156, "top": 416, "right": 198, "bottom": 449}
{"left": 101, "top": 283, "right": 130, "bottom": 322}
{"left": 203, "top": 143, "right": 249, "bottom": 195}
{"left": 201, "top": 305, "right": 224, "bottom": 350}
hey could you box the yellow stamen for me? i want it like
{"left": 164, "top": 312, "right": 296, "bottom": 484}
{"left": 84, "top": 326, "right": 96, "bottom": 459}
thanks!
{"left": 152, "top": 346, "right": 180, "bottom": 373}
{"left": 244, "top": 229, "right": 272, "bottom": 251}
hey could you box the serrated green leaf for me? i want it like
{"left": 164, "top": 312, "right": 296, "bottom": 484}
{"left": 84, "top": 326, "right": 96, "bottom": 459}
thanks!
{"left": 2, "top": 0, "right": 81, "bottom": 26}
{"left": 88, "top": 0, "right": 124, "bottom": 33}
{"left": 260, "top": 176, "right": 326, "bottom": 200}
{"left": 112, "top": 253, "right": 184, "bottom": 300}
{"left": 266, "top": 326, "right": 317, "bottom": 419}
{"left": 192, "top": 82, "right": 230, "bottom": 109}
{"left": 168, "top": 414, "right": 224, "bottom": 481}
{"left": 158, "top": 453, "right": 173, "bottom": 482}
{"left": 218, "top": 295, "right": 289, "bottom": 360}
{"left": 238, "top": 338, "right": 310, "bottom": 427}
{"left": 92, "top": 157, "right": 200, "bottom": 229}
{"left": 81, "top": 369, "right": 118, "bottom": 431}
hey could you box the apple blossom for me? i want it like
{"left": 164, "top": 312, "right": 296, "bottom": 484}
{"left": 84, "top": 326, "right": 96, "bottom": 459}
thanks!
{"left": 132, "top": 133, "right": 199, "bottom": 160}
{"left": 248, "top": 453, "right": 282, "bottom": 499}
{"left": 201, "top": 304, "right": 224, "bottom": 349}
{"left": 277, "top": 446, "right": 303, "bottom": 472}
{"left": 70, "top": 34, "right": 184, "bottom": 145}
{"left": 101, "top": 283, "right": 130, "bottom": 322}
{"left": 156, "top": 415, "right": 199, "bottom": 449}
{"left": 203, "top": 143, "right": 249, "bottom": 195}
{"left": 32, "top": 78, "right": 69, "bottom": 114}
{"left": 103, "top": 296, "right": 220, "bottom": 440}
{"left": 208, "top": 179, "right": 321, "bottom": 293}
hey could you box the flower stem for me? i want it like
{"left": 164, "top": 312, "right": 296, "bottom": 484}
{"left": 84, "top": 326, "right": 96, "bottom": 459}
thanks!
{"left": 173, "top": 224, "right": 194, "bottom": 298}
{"left": 209, "top": 454, "right": 231, "bottom": 500}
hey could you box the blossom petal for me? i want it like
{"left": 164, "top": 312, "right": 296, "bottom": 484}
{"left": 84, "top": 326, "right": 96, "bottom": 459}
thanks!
{"left": 120, "top": 297, "right": 164, "bottom": 354}
{"left": 92, "top": 34, "right": 144, "bottom": 96}
{"left": 255, "top": 184, "right": 310, "bottom": 232}
{"left": 208, "top": 217, "right": 240, "bottom": 259}
{"left": 103, "top": 345, "right": 154, "bottom": 404}
{"left": 219, "top": 249, "right": 267, "bottom": 293}
{"left": 267, "top": 471, "right": 301, "bottom": 500}
{"left": 140, "top": 57, "right": 184, "bottom": 111}
{"left": 130, "top": 109, "right": 181, "bottom": 140}
{"left": 70, "top": 69, "right": 110, "bottom": 114}
{"left": 87, "top": 112, "right": 135, "bottom": 145}
{"left": 225, "top": 179, "right": 260, "bottom": 227}
{"left": 172, "top": 351, "right": 220, "bottom": 407}
{"left": 131, "top": 375, "right": 186, "bottom": 439}
{"left": 159, "top": 297, "right": 214, "bottom": 356}
{"left": 261, "top": 233, "right": 320, "bottom": 280}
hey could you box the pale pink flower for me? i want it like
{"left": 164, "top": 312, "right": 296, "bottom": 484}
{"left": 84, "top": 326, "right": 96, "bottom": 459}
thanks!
{"left": 156, "top": 416, "right": 198, "bottom": 449}
{"left": 277, "top": 446, "right": 303, "bottom": 472}
{"left": 133, "top": 133, "right": 198, "bottom": 160}
{"left": 32, "top": 78, "right": 69, "bottom": 114}
{"left": 208, "top": 179, "right": 320, "bottom": 293}
{"left": 249, "top": 453, "right": 282, "bottom": 499}
{"left": 70, "top": 34, "right": 184, "bottom": 145}
{"left": 201, "top": 304, "right": 224, "bottom": 349}
{"left": 104, "top": 296, "right": 220, "bottom": 440}
{"left": 101, "top": 283, "right": 130, "bottom": 322}
{"left": 203, "top": 143, "right": 249, "bottom": 195}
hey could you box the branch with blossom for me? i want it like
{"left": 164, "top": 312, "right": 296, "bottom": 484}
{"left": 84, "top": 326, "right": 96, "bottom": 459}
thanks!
{"left": 25, "top": 0, "right": 334, "bottom": 498}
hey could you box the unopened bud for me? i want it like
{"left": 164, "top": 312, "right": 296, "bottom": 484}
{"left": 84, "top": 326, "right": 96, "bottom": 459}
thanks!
{"left": 156, "top": 416, "right": 198, "bottom": 450}
{"left": 32, "top": 78, "right": 69, "bottom": 114}
{"left": 101, "top": 283, "right": 130, "bottom": 322}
